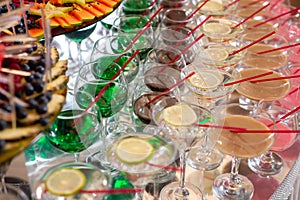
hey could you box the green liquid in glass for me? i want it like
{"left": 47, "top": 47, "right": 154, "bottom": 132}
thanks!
{"left": 65, "top": 24, "right": 96, "bottom": 43}
{"left": 47, "top": 110, "right": 100, "bottom": 153}
{"left": 105, "top": 174, "right": 135, "bottom": 200}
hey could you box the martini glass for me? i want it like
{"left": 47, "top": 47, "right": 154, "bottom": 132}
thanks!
{"left": 192, "top": 0, "right": 239, "bottom": 16}
{"left": 33, "top": 161, "right": 110, "bottom": 200}
{"left": 106, "top": 130, "right": 177, "bottom": 199}
{"left": 152, "top": 101, "right": 214, "bottom": 200}
{"left": 212, "top": 103, "right": 276, "bottom": 200}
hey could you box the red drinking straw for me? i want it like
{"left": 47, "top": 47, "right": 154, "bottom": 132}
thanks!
{"left": 257, "top": 42, "right": 300, "bottom": 54}
{"left": 146, "top": 162, "right": 183, "bottom": 172}
{"left": 228, "top": 31, "right": 276, "bottom": 56}
{"left": 72, "top": 50, "right": 140, "bottom": 126}
{"left": 187, "top": 0, "right": 209, "bottom": 20}
{"left": 231, "top": 2, "right": 270, "bottom": 29}
{"left": 145, "top": 72, "right": 195, "bottom": 106}
{"left": 224, "top": 0, "right": 240, "bottom": 8}
{"left": 288, "top": 87, "right": 300, "bottom": 96}
{"left": 144, "top": 5, "right": 164, "bottom": 28}
{"left": 193, "top": 123, "right": 247, "bottom": 132}
{"left": 223, "top": 71, "right": 273, "bottom": 86}
{"left": 250, "top": 74, "right": 300, "bottom": 83}
{"left": 124, "top": 23, "right": 152, "bottom": 52}
{"left": 233, "top": 129, "right": 300, "bottom": 133}
{"left": 158, "top": 33, "right": 205, "bottom": 74}
{"left": 272, "top": 105, "right": 300, "bottom": 127}
{"left": 79, "top": 188, "right": 144, "bottom": 194}
{"left": 253, "top": 7, "right": 300, "bottom": 28}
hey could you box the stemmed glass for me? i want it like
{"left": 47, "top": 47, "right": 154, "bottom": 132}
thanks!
{"left": 152, "top": 101, "right": 214, "bottom": 200}
{"left": 65, "top": 23, "right": 97, "bottom": 67}
{"left": 212, "top": 103, "right": 275, "bottom": 199}
{"left": 33, "top": 160, "right": 110, "bottom": 200}
{"left": 106, "top": 129, "right": 177, "bottom": 199}
{"left": 74, "top": 60, "right": 128, "bottom": 134}
{"left": 45, "top": 102, "right": 103, "bottom": 162}
{"left": 192, "top": 0, "right": 239, "bottom": 16}
{"left": 90, "top": 35, "right": 140, "bottom": 84}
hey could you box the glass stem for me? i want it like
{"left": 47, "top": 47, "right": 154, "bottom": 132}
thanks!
{"left": 179, "top": 149, "right": 187, "bottom": 189}
{"left": 0, "top": 160, "right": 11, "bottom": 193}
{"left": 74, "top": 153, "right": 80, "bottom": 162}
{"left": 229, "top": 156, "right": 241, "bottom": 187}
{"left": 77, "top": 42, "right": 83, "bottom": 64}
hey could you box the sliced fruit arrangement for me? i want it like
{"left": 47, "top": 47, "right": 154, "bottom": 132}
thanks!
{"left": 25, "top": 0, "right": 122, "bottom": 39}
{"left": 0, "top": 36, "right": 69, "bottom": 163}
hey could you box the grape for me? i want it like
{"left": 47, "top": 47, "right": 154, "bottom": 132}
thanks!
{"left": 28, "top": 98, "right": 37, "bottom": 109}
{"left": 39, "top": 117, "right": 49, "bottom": 126}
{"left": 37, "top": 95, "right": 48, "bottom": 104}
{"left": 36, "top": 104, "right": 48, "bottom": 114}
{"left": 0, "top": 140, "right": 6, "bottom": 151}
{"left": 16, "top": 107, "right": 28, "bottom": 119}
{"left": 25, "top": 83, "right": 34, "bottom": 96}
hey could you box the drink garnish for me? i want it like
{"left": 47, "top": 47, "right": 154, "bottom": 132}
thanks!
{"left": 116, "top": 137, "right": 154, "bottom": 164}
{"left": 163, "top": 104, "right": 198, "bottom": 126}
{"left": 188, "top": 70, "right": 224, "bottom": 89}
{"left": 45, "top": 168, "right": 86, "bottom": 196}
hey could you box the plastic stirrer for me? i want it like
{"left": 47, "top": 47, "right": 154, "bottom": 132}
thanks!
{"left": 257, "top": 42, "right": 300, "bottom": 54}
{"left": 223, "top": 71, "right": 273, "bottom": 86}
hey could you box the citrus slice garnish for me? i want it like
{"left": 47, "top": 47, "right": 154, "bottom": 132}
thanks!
{"left": 116, "top": 137, "right": 154, "bottom": 165}
{"left": 203, "top": 22, "right": 231, "bottom": 34}
{"left": 204, "top": 47, "right": 229, "bottom": 61}
{"left": 188, "top": 71, "right": 224, "bottom": 89}
{"left": 163, "top": 104, "right": 198, "bottom": 126}
{"left": 46, "top": 168, "right": 86, "bottom": 196}
{"left": 200, "top": 1, "right": 223, "bottom": 12}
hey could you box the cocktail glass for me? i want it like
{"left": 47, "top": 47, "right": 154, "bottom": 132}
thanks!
{"left": 74, "top": 60, "right": 128, "bottom": 134}
{"left": 192, "top": 0, "right": 239, "bottom": 16}
{"left": 242, "top": 32, "right": 289, "bottom": 70}
{"left": 33, "top": 161, "right": 110, "bottom": 200}
{"left": 111, "top": 15, "right": 154, "bottom": 60}
{"left": 212, "top": 103, "right": 275, "bottom": 200}
{"left": 152, "top": 101, "right": 214, "bottom": 200}
{"left": 106, "top": 131, "right": 177, "bottom": 199}
{"left": 199, "top": 15, "right": 245, "bottom": 42}
{"left": 159, "top": 0, "right": 189, "bottom": 10}
{"left": 90, "top": 35, "right": 140, "bottom": 84}
{"left": 242, "top": 19, "right": 278, "bottom": 42}
{"left": 196, "top": 37, "right": 246, "bottom": 70}
{"left": 236, "top": 0, "right": 270, "bottom": 19}
{"left": 45, "top": 102, "right": 102, "bottom": 162}
{"left": 154, "top": 27, "right": 200, "bottom": 65}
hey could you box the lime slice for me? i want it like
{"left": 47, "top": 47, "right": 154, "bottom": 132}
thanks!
{"left": 188, "top": 71, "right": 223, "bottom": 89}
{"left": 116, "top": 137, "right": 154, "bottom": 164}
{"left": 203, "top": 22, "right": 231, "bottom": 34}
{"left": 46, "top": 168, "right": 86, "bottom": 196}
{"left": 204, "top": 47, "right": 229, "bottom": 61}
{"left": 163, "top": 104, "right": 198, "bottom": 126}
{"left": 200, "top": 1, "right": 223, "bottom": 12}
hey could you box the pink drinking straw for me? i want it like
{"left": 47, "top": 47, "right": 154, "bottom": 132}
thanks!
{"left": 231, "top": 2, "right": 270, "bottom": 29}
{"left": 253, "top": 7, "right": 300, "bottom": 28}
{"left": 72, "top": 50, "right": 140, "bottom": 126}
{"left": 223, "top": 71, "right": 273, "bottom": 86}
{"left": 228, "top": 31, "right": 276, "bottom": 56}
{"left": 257, "top": 42, "right": 300, "bottom": 54}
{"left": 250, "top": 74, "right": 300, "bottom": 83}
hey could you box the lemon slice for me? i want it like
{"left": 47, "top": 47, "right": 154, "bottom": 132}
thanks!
{"left": 163, "top": 104, "right": 198, "bottom": 126}
{"left": 116, "top": 137, "right": 154, "bottom": 165}
{"left": 46, "top": 168, "right": 86, "bottom": 196}
{"left": 204, "top": 47, "right": 229, "bottom": 61}
{"left": 200, "top": 1, "right": 223, "bottom": 12}
{"left": 188, "top": 71, "right": 223, "bottom": 89}
{"left": 203, "top": 22, "right": 231, "bottom": 34}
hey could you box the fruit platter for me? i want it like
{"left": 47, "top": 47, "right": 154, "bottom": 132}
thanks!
{"left": 10, "top": 0, "right": 123, "bottom": 39}
{"left": 0, "top": 3, "right": 69, "bottom": 164}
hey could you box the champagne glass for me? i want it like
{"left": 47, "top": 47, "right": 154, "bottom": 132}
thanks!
{"left": 106, "top": 130, "right": 177, "bottom": 199}
{"left": 152, "top": 100, "right": 214, "bottom": 200}
{"left": 111, "top": 15, "right": 155, "bottom": 60}
{"left": 191, "top": 0, "right": 239, "bottom": 16}
{"left": 33, "top": 160, "right": 110, "bottom": 200}
{"left": 65, "top": 23, "right": 97, "bottom": 67}
{"left": 45, "top": 102, "right": 103, "bottom": 162}
{"left": 212, "top": 103, "right": 275, "bottom": 199}
{"left": 74, "top": 59, "right": 128, "bottom": 136}
{"left": 90, "top": 35, "right": 140, "bottom": 84}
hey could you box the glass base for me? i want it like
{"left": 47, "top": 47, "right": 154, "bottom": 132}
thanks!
{"left": 0, "top": 183, "right": 30, "bottom": 200}
{"left": 248, "top": 152, "right": 284, "bottom": 176}
{"left": 159, "top": 181, "right": 204, "bottom": 200}
{"left": 212, "top": 173, "right": 254, "bottom": 200}
{"left": 188, "top": 148, "right": 223, "bottom": 171}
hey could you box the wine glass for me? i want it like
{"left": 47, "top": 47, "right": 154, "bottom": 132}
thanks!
{"left": 111, "top": 15, "right": 155, "bottom": 60}
{"left": 90, "top": 34, "right": 141, "bottom": 84}
{"left": 106, "top": 129, "right": 177, "bottom": 199}
{"left": 65, "top": 23, "right": 97, "bottom": 68}
{"left": 152, "top": 100, "right": 214, "bottom": 200}
{"left": 212, "top": 103, "right": 276, "bottom": 199}
{"left": 45, "top": 101, "right": 103, "bottom": 162}
{"left": 33, "top": 160, "right": 110, "bottom": 200}
{"left": 191, "top": 0, "right": 239, "bottom": 16}
{"left": 74, "top": 59, "right": 128, "bottom": 135}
